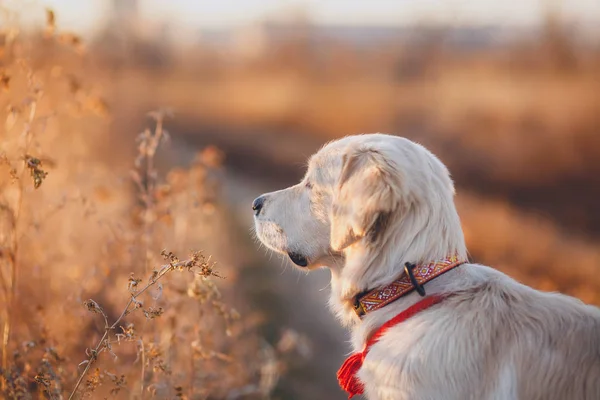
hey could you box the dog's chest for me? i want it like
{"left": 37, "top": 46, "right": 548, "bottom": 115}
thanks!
{"left": 354, "top": 321, "right": 481, "bottom": 400}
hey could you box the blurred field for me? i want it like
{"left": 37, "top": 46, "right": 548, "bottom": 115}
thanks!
{"left": 1, "top": 3, "right": 600, "bottom": 399}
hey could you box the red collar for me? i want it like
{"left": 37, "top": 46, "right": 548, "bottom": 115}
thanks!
{"left": 337, "top": 295, "right": 447, "bottom": 398}
{"left": 353, "top": 255, "right": 465, "bottom": 317}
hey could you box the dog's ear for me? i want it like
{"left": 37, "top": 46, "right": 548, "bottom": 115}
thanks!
{"left": 330, "top": 146, "right": 400, "bottom": 251}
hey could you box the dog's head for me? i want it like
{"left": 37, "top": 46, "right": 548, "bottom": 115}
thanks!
{"left": 253, "top": 134, "right": 466, "bottom": 279}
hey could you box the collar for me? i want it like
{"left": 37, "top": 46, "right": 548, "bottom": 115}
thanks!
{"left": 353, "top": 254, "right": 466, "bottom": 317}
{"left": 338, "top": 294, "right": 447, "bottom": 398}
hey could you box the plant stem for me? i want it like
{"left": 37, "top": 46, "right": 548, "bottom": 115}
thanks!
{"left": 1, "top": 100, "right": 37, "bottom": 378}
{"left": 67, "top": 259, "right": 187, "bottom": 400}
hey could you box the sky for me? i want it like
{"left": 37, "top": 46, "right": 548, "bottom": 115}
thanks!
{"left": 5, "top": 0, "right": 600, "bottom": 36}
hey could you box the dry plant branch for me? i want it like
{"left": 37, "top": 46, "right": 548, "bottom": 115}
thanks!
{"left": 68, "top": 250, "right": 222, "bottom": 400}
{"left": 131, "top": 109, "right": 172, "bottom": 273}
{"left": 1, "top": 62, "right": 44, "bottom": 376}
{"left": 129, "top": 109, "right": 172, "bottom": 396}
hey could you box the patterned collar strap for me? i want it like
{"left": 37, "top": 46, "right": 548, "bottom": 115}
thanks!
{"left": 353, "top": 255, "right": 467, "bottom": 317}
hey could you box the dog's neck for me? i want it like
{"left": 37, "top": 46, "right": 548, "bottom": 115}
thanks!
{"left": 352, "top": 255, "right": 465, "bottom": 316}
{"left": 328, "top": 200, "right": 468, "bottom": 329}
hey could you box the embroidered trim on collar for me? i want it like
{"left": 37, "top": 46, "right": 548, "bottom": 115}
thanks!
{"left": 353, "top": 255, "right": 466, "bottom": 317}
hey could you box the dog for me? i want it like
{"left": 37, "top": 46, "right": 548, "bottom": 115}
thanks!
{"left": 252, "top": 134, "right": 600, "bottom": 400}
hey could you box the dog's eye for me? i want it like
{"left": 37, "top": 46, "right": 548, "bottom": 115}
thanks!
{"left": 305, "top": 180, "right": 313, "bottom": 189}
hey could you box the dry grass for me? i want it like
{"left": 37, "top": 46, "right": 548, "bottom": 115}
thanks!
{"left": 0, "top": 13, "right": 308, "bottom": 399}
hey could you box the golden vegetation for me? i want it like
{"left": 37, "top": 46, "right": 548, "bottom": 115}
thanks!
{"left": 0, "top": 11, "right": 307, "bottom": 399}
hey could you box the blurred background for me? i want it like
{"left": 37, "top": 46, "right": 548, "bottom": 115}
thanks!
{"left": 1, "top": 0, "right": 600, "bottom": 398}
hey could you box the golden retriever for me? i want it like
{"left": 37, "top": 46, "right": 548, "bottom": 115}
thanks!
{"left": 252, "top": 134, "right": 600, "bottom": 400}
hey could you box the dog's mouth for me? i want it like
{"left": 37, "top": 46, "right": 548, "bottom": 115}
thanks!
{"left": 287, "top": 252, "right": 309, "bottom": 267}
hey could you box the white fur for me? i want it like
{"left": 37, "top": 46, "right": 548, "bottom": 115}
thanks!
{"left": 253, "top": 134, "right": 600, "bottom": 400}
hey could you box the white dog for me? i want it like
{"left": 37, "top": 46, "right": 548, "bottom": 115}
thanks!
{"left": 252, "top": 134, "right": 600, "bottom": 400}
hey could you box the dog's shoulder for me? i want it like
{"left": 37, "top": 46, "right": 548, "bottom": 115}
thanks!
{"left": 361, "top": 264, "right": 600, "bottom": 399}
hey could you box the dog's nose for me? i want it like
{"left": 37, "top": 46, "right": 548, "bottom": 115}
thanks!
{"left": 252, "top": 196, "right": 265, "bottom": 216}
